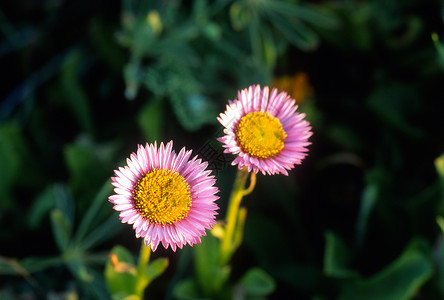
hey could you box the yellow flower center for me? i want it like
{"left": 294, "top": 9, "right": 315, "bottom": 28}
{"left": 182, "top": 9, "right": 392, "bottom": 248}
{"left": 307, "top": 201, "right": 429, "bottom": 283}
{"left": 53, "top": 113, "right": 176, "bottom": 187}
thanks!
{"left": 133, "top": 169, "right": 191, "bottom": 225}
{"left": 236, "top": 111, "right": 287, "bottom": 159}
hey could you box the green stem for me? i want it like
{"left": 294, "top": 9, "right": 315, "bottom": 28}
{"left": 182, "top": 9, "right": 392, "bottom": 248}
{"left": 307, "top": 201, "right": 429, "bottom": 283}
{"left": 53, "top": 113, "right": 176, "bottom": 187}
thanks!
{"left": 218, "top": 168, "right": 255, "bottom": 266}
{"left": 135, "top": 242, "right": 151, "bottom": 298}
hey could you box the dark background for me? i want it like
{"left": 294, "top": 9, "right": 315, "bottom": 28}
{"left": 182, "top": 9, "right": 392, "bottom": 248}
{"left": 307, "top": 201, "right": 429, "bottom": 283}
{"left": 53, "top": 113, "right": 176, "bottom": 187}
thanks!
{"left": 1, "top": 0, "right": 444, "bottom": 299}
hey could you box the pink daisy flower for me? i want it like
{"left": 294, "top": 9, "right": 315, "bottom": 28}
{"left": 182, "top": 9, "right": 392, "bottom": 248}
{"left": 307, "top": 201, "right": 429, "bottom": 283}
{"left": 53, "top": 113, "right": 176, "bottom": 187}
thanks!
{"left": 109, "top": 141, "right": 219, "bottom": 251}
{"left": 218, "top": 84, "right": 312, "bottom": 175}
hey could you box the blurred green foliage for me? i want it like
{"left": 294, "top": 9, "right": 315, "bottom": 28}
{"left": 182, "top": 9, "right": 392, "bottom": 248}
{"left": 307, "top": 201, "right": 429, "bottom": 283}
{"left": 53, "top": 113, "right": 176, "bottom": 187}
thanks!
{"left": 1, "top": 0, "right": 444, "bottom": 299}
{"left": 105, "top": 245, "right": 169, "bottom": 299}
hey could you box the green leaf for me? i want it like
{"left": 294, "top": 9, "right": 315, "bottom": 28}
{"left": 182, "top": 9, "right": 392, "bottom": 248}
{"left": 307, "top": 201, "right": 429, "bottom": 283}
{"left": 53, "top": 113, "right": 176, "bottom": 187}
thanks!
{"left": 191, "top": 0, "right": 209, "bottom": 21}
{"left": 171, "top": 93, "right": 217, "bottom": 131}
{"left": 437, "top": 216, "right": 444, "bottom": 233}
{"left": 229, "top": 2, "right": 251, "bottom": 31}
{"left": 123, "top": 60, "right": 141, "bottom": 100}
{"left": 53, "top": 184, "right": 75, "bottom": 228}
{"left": 435, "top": 153, "right": 444, "bottom": 294}
{"left": 109, "top": 244, "right": 135, "bottom": 266}
{"left": 434, "top": 233, "right": 444, "bottom": 296}
{"left": 261, "top": 25, "right": 278, "bottom": 70}
{"left": 338, "top": 244, "right": 433, "bottom": 300}
{"left": 132, "top": 20, "right": 158, "bottom": 56}
{"left": 60, "top": 49, "right": 94, "bottom": 133}
{"left": 145, "top": 257, "right": 169, "bottom": 284}
{"left": 435, "top": 153, "right": 444, "bottom": 183}
{"left": 312, "top": 296, "right": 328, "bottom": 300}
{"left": 66, "top": 259, "right": 94, "bottom": 283}
{"left": 137, "top": 98, "right": 164, "bottom": 141}
{"left": 78, "top": 215, "right": 121, "bottom": 251}
{"left": 105, "top": 245, "right": 137, "bottom": 297}
{"left": 50, "top": 209, "right": 72, "bottom": 252}
{"left": 194, "top": 234, "right": 230, "bottom": 297}
{"left": 348, "top": 4, "right": 373, "bottom": 51}
{"left": 173, "top": 278, "right": 206, "bottom": 300}
{"left": 0, "top": 256, "right": 63, "bottom": 275}
{"left": 432, "top": 33, "right": 444, "bottom": 68}
{"left": 355, "top": 183, "right": 378, "bottom": 247}
{"left": 143, "top": 55, "right": 217, "bottom": 131}
{"left": 67, "top": 260, "right": 110, "bottom": 298}
{"left": 202, "top": 22, "right": 222, "bottom": 41}
{"left": 268, "top": 11, "right": 319, "bottom": 51}
{"left": 323, "top": 231, "right": 358, "bottom": 279}
{"left": 28, "top": 185, "right": 56, "bottom": 229}
{"left": 435, "top": 153, "right": 444, "bottom": 214}
{"left": 0, "top": 256, "right": 31, "bottom": 276}
{"left": 267, "top": 2, "right": 340, "bottom": 28}
{"left": 64, "top": 143, "right": 97, "bottom": 191}
{"left": 74, "top": 180, "right": 114, "bottom": 246}
{"left": 240, "top": 267, "right": 276, "bottom": 297}
{"left": 0, "top": 123, "right": 28, "bottom": 208}
{"left": 63, "top": 138, "right": 111, "bottom": 193}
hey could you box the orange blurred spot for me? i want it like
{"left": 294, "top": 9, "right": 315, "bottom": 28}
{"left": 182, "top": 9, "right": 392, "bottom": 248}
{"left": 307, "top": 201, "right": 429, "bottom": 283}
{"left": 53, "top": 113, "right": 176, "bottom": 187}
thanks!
{"left": 109, "top": 253, "right": 136, "bottom": 275}
{"left": 272, "top": 72, "right": 313, "bottom": 103}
